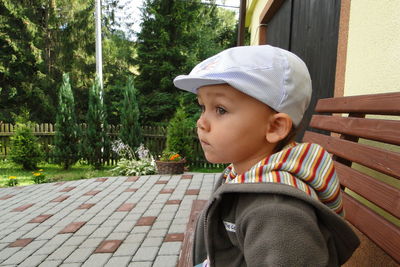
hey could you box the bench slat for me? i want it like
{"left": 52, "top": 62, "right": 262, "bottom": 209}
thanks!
{"left": 309, "top": 115, "right": 400, "bottom": 145}
{"left": 303, "top": 131, "right": 400, "bottom": 180}
{"left": 178, "top": 200, "right": 207, "bottom": 267}
{"left": 315, "top": 92, "right": 400, "bottom": 115}
{"left": 343, "top": 193, "right": 400, "bottom": 263}
{"left": 334, "top": 161, "right": 400, "bottom": 218}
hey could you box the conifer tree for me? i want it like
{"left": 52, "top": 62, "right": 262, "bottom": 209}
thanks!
{"left": 165, "top": 103, "right": 194, "bottom": 162}
{"left": 119, "top": 77, "right": 142, "bottom": 150}
{"left": 53, "top": 73, "right": 79, "bottom": 169}
{"left": 83, "top": 77, "right": 110, "bottom": 169}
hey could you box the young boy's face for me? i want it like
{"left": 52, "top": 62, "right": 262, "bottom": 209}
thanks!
{"left": 197, "top": 84, "right": 276, "bottom": 174}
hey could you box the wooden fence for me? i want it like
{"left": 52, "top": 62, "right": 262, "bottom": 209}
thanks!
{"left": 0, "top": 123, "right": 223, "bottom": 169}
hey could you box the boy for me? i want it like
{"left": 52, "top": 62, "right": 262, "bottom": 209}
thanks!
{"left": 173, "top": 45, "right": 359, "bottom": 266}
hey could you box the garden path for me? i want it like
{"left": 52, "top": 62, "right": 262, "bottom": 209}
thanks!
{"left": 0, "top": 173, "right": 218, "bottom": 266}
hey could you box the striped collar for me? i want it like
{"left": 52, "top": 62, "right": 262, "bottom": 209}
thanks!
{"left": 223, "top": 142, "right": 344, "bottom": 216}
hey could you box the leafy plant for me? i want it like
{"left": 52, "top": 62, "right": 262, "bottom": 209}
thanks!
{"left": 111, "top": 142, "right": 156, "bottom": 176}
{"left": 7, "top": 176, "right": 18, "bottom": 187}
{"left": 32, "top": 170, "right": 47, "bottom": 184}
{"left": 9, "top": 114, "right": 43, "bottom": 170}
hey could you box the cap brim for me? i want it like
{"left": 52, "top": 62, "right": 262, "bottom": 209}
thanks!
{"left": 173, "top": 75, "right": 227, "bottom": 94}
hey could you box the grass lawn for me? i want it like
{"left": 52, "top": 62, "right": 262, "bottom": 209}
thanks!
{"left": 0, "top": 159, "right": 225, "bottom": 188}
{"left": 0, "top": 159, "right": 114, "bottom": 188}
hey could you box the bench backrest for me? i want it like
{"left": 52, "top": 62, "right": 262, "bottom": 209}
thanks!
{"left": 303, "top": 92, "right": 400, "bottom": 265}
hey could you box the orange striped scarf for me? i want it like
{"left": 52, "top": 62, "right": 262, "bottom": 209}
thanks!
{"left": 224, "top": 142, "right": 344, "bottom": 216}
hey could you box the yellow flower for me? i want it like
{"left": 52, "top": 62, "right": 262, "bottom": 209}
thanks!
{"left": 33, "top": 173, "right": 41, "bottom": 176}
{"left": 8, "top": 176, "right": 17, "bottom": 179}
{"left": 39, "top": 169, "right": 43, "bottom": 172}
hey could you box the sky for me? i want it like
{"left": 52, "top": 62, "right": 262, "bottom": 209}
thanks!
{"left": 115, "top": 0, "right": 241, "bottom": 39}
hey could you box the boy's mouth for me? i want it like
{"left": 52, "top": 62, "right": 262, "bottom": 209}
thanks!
{"left": 200, "top": 139, "right": 210, "bottom": 147}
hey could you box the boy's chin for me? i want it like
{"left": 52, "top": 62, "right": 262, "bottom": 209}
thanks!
{"left": 204, "top": 154, "right": 228, "bottom": 165}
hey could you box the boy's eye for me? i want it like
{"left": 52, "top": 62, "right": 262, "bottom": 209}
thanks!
{"left": 216, "top": 107, "right": 227, "bottom": 115}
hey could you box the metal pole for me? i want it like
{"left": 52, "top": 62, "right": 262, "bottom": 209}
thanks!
{"left": 95, "top": 0, "right": 103, "bottom": 94}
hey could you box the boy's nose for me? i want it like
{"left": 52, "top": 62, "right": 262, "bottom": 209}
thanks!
{"left": 197, "top": 114, "right": 210, "bottom": 132}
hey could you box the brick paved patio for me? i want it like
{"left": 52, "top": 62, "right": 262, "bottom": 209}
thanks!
{"left": 0, "top": 173, "right": 218, "bottom": 266}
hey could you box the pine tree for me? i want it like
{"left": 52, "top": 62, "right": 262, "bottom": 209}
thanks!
{"left": 53, "top": 73, "right": 79, "bottom": 169}
{"left": 135, "top": 0, "right": 237, "bottom": 125}
{"left": 83, "top": 76, "right": 110, "bottom": 169}
{"left": 119, "top": 76, "right": 142, "bottom": 150}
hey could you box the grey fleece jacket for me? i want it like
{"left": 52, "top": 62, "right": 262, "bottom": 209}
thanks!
{"left": 193, "top": 176, "right": 360, "bottom": 267}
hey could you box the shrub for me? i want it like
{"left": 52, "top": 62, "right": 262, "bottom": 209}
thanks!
{"left": 82, "top": 76, "right": 110, "bottom": 169}
{"left": 164, "top": 103, "right": 194, "bottom": 162}
{"left": 119, "top": 77, "right": 142, "bottom": 150}
{"left": 53, "top": 73, "right": 80, "bottom": 169}
{"left": 32, "top": 171, "right": 47, "bottom": 184}
{"left": 7, "top": 176, "right": 18, "bottom": 187}
{"left": 9, "top": 117, "right": 43, "bottom": 170}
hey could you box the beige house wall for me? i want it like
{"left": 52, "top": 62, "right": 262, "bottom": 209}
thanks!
{"left": 344, "top": 0, "right": 400, "bottom": 96}
{"left": 245, "top": 0, "right": 269, "bottom": 45}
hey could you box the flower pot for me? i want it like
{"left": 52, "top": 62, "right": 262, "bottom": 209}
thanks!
{"left": 155, "top": 160, "right": 186, "bottom": 174}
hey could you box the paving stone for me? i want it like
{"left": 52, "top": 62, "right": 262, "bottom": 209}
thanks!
{"left": 83, "top": 190, "right": 101, "bottom": 196}
{"left": 59, "top": 221, "right": 86, "bottom": 234}
{"left": 147, "top": 228, "right": 167, "bottom": 238}
{"left": 80, "top": 238, "right": 104, "bottom": 248}
{"left": 104, "top": 256, "right": 131, "bottom": 267}
{"left": 38, "top": 260, "right": 63, "bottom": 267}
{"left": 74, "top": 224, "right": 98, "bottom": 237}
{"left": 107, "top": 232, "right": 128, "bottom": 240}
{"left": 113, "top": 242, "right": 140, "bottom": 256}
{"left": 141, "top": 237, "right": 163, "bottom": 247}
{"left": 8, "top": 238, "right": 33, "bottom": 247}
{"left": 47, "top": 245, "right": 76, "bottom": 261}
{"left": 23, "top": 225, "right": 51, "bottom": 239}
{"left": 82, "top": 253, "right": 112, "bottom": 267}
{"left": 19, "top": 254, "right": 48, "bottom": 267}
{"left": 128, "top": 262, "right": 152, "bottom": 267}
{"left": 63, "top": 235, "right": 87, "bottom": 247}
{"left": 125, "top": 176, "right": 139, "bottom": 182}
{"left": 0, "top": 247, "right": 21, "bottom": 262}
{"left": 166, "top": 199, "right": 181, "bottom": 205}
{"left": 124, "top": 233, "right": 146, "bottom": 244}
{"left": 153, "top": 255, "right": 179, "bottom": 267}
{"left": 132, "top": 246, "right": 158, "bottom": 261}
{"left": 0, "top": 194, "right": 15, "bottom": 200}
{"left": 12, "top": 204, "right": 34, "bottom": 212}
{"left": 77, "top": 203, "right": 95, "bottom": 209}
{"left": 89, "top": 226, "right": 114, "bottom": 238}
{"left": 1, "top": 248, "right": 34, "bottom": 265}
{"left": 116, "top": 203, "right": 136, "bottom": 212}
{"left": 64, "top": 247, "right": 95, "bottom": 263}
{"left": 59, "top": 187, "right": 76, "bottom": 192}
{"left": 94, "top": 240, "right": 122, "bottom": 253}
{"left": 51, "top": 195, "right": 70, "bottom": 202}
{"left": 28, "top": 214, "right": 53, "bottom": 223}
{"left": 135, "top": 216, "right": 157, "bottom": 226}
{"left": 164, "top": 233, "right": 184, "bottom": 242}
{"left": 158, "top": 242, "right": 182, "bottom": 255}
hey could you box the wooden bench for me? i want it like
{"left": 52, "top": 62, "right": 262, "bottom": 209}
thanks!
{"left": 303, "top": 92, "right": 400, "bottom": 266}
{"left": 178, "top": 92, "right": 400, "bottom": 266}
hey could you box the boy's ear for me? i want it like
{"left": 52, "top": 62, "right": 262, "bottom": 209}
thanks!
{"left": 266, "top": 113, "right": 292, "bottom": 143}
